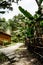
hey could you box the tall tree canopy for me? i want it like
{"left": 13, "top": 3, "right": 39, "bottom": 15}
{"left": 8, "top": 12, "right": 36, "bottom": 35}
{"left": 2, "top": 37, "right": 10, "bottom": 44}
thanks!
{"left": 0, "top": 0, "right": 21, "bottom": 14}
{"left": 18, "top": 0, "right": 43, "bottom": 38}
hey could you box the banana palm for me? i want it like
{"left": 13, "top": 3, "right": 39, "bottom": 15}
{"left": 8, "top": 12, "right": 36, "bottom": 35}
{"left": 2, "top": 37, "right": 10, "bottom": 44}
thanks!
{"left": 18, "top": 0, "right": 43, "bottom": 40}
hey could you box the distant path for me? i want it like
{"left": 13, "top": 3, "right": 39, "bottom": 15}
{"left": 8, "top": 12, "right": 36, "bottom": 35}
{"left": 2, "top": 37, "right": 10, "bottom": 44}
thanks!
{"left": 0, "top": 43, "right": 24, "bottom": 54}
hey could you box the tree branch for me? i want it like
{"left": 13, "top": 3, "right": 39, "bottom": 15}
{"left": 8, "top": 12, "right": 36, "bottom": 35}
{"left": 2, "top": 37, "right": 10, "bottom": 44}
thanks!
{"left": 35, "top": 0, "right": 40, "bottom": 7}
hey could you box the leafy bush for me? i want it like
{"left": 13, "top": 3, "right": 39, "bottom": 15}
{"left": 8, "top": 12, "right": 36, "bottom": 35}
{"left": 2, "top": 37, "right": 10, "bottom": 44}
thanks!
{"left": 3, "top": 40, "right": 11, "bottom": 46}
{"left": 0, "top": 53, "right": 7, "bottom": 63}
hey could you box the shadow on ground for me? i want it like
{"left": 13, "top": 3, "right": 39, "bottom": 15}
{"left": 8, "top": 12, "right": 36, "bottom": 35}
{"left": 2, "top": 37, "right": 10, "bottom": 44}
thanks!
{"left": 0, "top": 46, "right": 43, "bottom": 65}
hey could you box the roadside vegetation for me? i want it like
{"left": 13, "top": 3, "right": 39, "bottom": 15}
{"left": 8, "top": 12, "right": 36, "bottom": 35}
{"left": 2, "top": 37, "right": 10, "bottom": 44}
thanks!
{"left": 0, "top": 0, "right": 43, "bottom": 64}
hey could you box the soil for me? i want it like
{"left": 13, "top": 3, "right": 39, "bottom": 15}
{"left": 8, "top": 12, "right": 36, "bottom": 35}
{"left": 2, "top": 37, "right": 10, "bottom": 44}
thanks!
{"left": 0, "top": 45, "right": 43, "bottom": 65}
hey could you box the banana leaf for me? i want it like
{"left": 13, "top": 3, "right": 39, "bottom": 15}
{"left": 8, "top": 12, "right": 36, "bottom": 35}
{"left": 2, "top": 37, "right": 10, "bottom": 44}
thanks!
{"left": 18, "top": 6, "right": 34, "bottom": 20}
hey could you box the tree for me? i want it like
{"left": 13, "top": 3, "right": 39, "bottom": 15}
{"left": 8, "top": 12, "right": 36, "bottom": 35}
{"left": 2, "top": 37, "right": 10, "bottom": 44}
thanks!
{"left": 0, "top": 0, "right": 21, "bottom": 14}
{"left": 0, "top": 18, "right": 9, "bottom": 32}
{"left": 18, "top": 0, "right": 43, "bottom": 45}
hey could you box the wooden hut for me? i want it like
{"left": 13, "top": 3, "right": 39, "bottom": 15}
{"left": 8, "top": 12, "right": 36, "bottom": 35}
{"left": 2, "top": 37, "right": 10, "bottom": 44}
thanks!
{"left": 0, "top": 31, "right": 11, "bottom": 45}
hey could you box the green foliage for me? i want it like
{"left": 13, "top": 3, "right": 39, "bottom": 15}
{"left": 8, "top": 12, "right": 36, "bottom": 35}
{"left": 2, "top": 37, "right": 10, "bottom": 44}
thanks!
{"left": 40, "top": 21, "right": 43, "bottom": 27}
{"left": 3, "top": 40, "right": 11, "bottom": 46}
{"left": 0, "top": 18, "right": 8, "bottom": 32}
{"left": 0, "top": 0, "right": 21, "bottom": 14}
{"left": 0, "top": 0, "right": 43, "bottom": 46}
{"left": 18, "top": 0, "right": 43, "bottom": 46}
{"left": 0, "top": 11, "right": 5, "bottom": 14}
{"left": 0, "top": 53, "right": 7, "bottom": 63}
{"left": 18, "top": 6, "right": 34, "bottom": 20}
{"left": 39, "top": 0, "right": 43, "bottom": 4}
{"left": 0, "top": 1, "right": 13, "bottom": 13}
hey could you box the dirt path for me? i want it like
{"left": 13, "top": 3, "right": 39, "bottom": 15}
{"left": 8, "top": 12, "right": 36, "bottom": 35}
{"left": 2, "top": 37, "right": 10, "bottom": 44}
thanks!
{"left": 0, "top": 43, "right": 23, "bottom": 54}
{"left": 12, "top": 47, "right": 42, "bottom": 65}
{"left": 0, "top": 45, "right": 43, "bottom": 65}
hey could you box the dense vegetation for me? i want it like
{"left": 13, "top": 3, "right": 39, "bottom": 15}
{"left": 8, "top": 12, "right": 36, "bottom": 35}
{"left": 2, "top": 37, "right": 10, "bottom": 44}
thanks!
{"left": 0, "top": 0, "right": 43, "bottom": 63}
{"left": 18, "top": 0, "right": 43, "bottom": 46}
{"left": 0, "top": 13, "right": 43, "bottom": 44}
{"left": 0, "top": 0, "right": 43, "bottom": 45}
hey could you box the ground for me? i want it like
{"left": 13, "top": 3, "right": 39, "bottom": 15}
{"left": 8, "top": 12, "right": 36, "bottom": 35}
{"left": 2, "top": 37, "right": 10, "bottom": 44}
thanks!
{"left": 0, "top": 43, "right": 43, "bottom": 65}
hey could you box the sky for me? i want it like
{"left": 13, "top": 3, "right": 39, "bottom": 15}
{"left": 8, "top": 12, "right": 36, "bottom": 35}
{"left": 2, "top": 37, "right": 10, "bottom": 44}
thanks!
{"left": 0, "top": 0, "right": 38, "bottom": 20}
